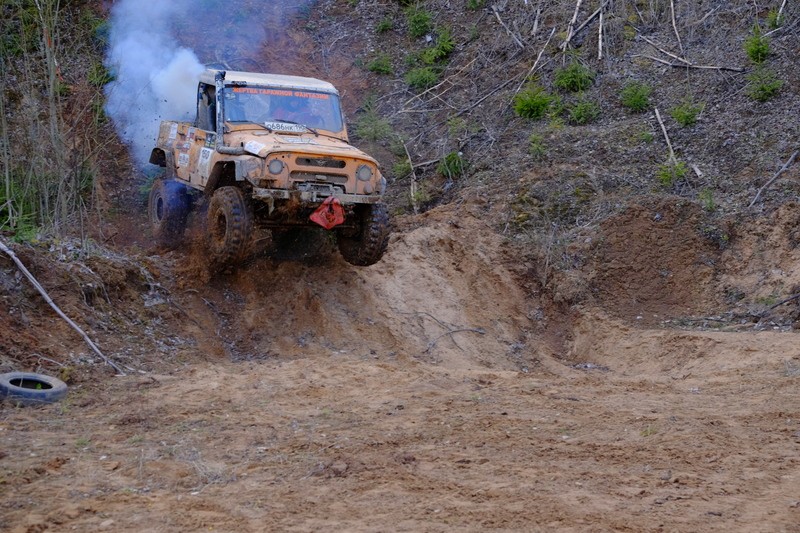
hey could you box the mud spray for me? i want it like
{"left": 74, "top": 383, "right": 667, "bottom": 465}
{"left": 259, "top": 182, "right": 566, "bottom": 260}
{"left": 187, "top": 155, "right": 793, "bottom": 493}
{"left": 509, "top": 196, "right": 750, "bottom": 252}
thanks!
{"left": 103, "top": 0, "right": 312, "bottom": 168}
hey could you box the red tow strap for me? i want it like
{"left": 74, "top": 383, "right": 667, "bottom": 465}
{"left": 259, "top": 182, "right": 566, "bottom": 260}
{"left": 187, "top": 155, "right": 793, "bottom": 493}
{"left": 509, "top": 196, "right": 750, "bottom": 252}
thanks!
{"left": 310, "top": 197, "right": 345, "bottom": 229}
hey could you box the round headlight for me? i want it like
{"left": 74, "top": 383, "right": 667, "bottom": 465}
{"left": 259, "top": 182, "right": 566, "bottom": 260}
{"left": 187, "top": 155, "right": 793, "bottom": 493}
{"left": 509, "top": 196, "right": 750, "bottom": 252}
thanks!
{"left": 268, "top": 159, "right": 284, "bottom": 175}
{"left": 356, "top": 164, "right": 373, "bottom": 181}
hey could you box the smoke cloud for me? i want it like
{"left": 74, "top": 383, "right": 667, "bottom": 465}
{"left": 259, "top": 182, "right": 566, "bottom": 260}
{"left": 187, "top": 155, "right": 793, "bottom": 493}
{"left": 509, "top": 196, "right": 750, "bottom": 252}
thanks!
{"left": 104, "top": 0, "right": 311, "bottom": 168}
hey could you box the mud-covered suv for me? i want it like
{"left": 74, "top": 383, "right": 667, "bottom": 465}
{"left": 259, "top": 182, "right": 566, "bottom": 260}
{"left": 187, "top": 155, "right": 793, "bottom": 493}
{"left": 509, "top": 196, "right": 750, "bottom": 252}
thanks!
{"left": 148, "top": 69, "right": 389, "bottom": 266}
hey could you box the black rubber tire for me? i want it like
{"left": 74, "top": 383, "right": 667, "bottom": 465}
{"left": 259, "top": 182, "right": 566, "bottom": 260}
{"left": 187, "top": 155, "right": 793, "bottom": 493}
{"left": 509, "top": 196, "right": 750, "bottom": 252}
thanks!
{"left": 0, "top": 372, "right": 68, "bottom": 406}
{"left": 337, "top": 203, "right": 390, "bottom": 266}
{"left": 148, "top": 179, "right": 190, "bottom": 249}
{"left": 207, "top": 186, "right": 253, "bottom": 266}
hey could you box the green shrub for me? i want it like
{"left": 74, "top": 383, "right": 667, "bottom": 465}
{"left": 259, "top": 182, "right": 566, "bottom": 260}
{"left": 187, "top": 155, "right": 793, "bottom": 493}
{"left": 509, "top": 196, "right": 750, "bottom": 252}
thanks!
{"left": 528, "top": 133, "right": 546, "bottom": 160}
{"left": 698, "top": 188, "right": 715, "bottom": 211}
{"left": 638, "top": 131, "right": 654, "bottom": 143}
{"left": 393, "top": 158, "right": 413, "bottom": 179}
{"left": 744, "top": 24, "right": 770, "bottom": 63}
{"left": 437, "top": 151, "right": 468, "bottom": 179}
{"left": 746, "top": 67, "right": 783, "bottom": 102}
{"left": 670, "top": 100, "right": 704, "bottom": 127}
{"left": 405, "top": 67, "right": 439, "bottom": 90}
{"left": 421, "top": 27, "right": 454, "bottom": 64}
{"left": 513, "top": 86, "right": 559, "bottom": 120}
{"left": 367, "top": 54, "right": 392, "bottom": 75}
{"left": 87, "top": 62, "right": 115, "bottom": 86}
{"left": 354, "top": 96, "right": 392, "bottom": 141}
{"left": 406, "top": 7, "right": 432, "bottom": 39}
{"left": 766, "top": 9, "right": 784, "bottom": 29}
{"left": 376, "top": 17, "right": 393, "bottom": 33}
{"left": 467, "top": 0, "right": 485, "bottom": 10}
{"left": 619, "top": 81, "right": 652, "bottom": 112}
{"left": 567, "top": 98, "right": 600, "bottom": 125}
{"left": 554, "top": 62, "right": 595, "bottom": 92}
{"left": 656, "top": 159, "right": 688, "bottom": 187}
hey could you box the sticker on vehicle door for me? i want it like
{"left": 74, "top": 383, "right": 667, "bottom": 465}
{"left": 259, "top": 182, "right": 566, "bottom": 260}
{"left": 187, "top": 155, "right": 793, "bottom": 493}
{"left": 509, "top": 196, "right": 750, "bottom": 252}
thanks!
{"left": 199, "top": 147, "right": 213, "bottom": 176}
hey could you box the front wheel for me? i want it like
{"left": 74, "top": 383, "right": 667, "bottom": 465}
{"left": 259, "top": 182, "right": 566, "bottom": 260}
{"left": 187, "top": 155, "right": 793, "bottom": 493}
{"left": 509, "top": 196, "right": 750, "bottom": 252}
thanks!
{"left": 336, "top": 203, "right": 390, "bottom": 266}
{"left": 207, "top": 186, "right": 253, "bottom": 266}
{"left": 148, "top": 178, "right": 190, "bottom": 249}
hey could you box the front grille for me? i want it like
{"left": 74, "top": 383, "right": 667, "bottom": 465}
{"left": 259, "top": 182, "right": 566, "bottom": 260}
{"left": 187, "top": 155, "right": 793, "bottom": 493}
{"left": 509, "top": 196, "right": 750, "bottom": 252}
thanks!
{"left": 296, "top": 157, "right": 346, "bottom": 169}
{"left": 290, "top": 171, "right": 348, "bottom": 184}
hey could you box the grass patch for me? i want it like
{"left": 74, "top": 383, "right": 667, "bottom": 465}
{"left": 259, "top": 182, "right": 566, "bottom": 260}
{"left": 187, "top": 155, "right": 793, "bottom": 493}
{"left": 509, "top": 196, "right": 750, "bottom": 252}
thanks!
{"left": 367, "top": 54, "right": 392, "bottom": 75}
{"left": 746, "top": 67, "right": 783, "bottom": 102}
{"left": 670, "top": 99, "right": 704, "bottom": 127}
{"left": 437, "top": 151, "right": 468, "bottom": 179}
{"left": 766, "top": 9, "right": 784, "bottom": 29}
{"left": 406, "top": 6, "right": 432, "bottom": 39}
{"left": 698, "top": 188, "right": 715, "bottom": 211}
{"left": 744, "top": 24, "right": 770, "bottom": 63}
{"left": 376, "top": 17, "right": 393, "bottom": 33}
{"left": 405, "top": 67, "right": 439, "bottom": 90}
{"left": 513, "top": 85, "right": 560, "bottom": 120}
{"left": 567, "top": 98, "right": 600, "bottom": 125}
{"left": 393, "top": 158, "right": 413, "bottom": 179}
{"left": 619, "top": 81, "right": 652, "bottom": 112}
{"left": 529, "top": 133, "right": 547, "bottom": 160}
{"left": 420, "top": 26, "right": 454, "bottom": 64}
{"left": 656, "top": 159, "right": 688, "bottom": 187}
{"left": 354, "top": 96, "right": 392, "bottom": 141}
{"left": 554, "top": 62, "right": 595, "bottom": 92}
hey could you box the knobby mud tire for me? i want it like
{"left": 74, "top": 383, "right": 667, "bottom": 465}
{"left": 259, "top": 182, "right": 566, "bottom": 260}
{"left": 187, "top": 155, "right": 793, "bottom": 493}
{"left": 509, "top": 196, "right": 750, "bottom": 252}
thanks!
{"left": 148, "top": 179, "right": 190, "bottom": 249}
{"left": 207, "top": 186, "right": 253, "bottom": 267}
{"left": 0, "top": 372, "right": 68, "bottom": 406}
{"left": 337, "top": 203, "right": 390, "bottom": 266}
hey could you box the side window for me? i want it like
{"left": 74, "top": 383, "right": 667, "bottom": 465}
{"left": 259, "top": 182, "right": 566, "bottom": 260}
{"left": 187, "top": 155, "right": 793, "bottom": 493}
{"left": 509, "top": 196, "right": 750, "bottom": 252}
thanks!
{"left": 197, "top": 83, "right": 216, "bottom": 131}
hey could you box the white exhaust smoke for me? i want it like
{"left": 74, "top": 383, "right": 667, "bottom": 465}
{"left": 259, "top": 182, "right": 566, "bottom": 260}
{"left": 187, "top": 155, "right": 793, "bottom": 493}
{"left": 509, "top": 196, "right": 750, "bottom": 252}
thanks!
{"left": 103, "top": 0, "right": 311, "bottom": 168}
{"left": 104, "top": 1, "right": 203, "bottom": 167}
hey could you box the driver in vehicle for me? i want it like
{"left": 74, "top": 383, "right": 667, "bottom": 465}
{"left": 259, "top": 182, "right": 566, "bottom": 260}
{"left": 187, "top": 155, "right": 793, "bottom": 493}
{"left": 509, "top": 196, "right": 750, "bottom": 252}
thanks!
{"left": 273, "top": 96, "right": 317, "bottom": 124}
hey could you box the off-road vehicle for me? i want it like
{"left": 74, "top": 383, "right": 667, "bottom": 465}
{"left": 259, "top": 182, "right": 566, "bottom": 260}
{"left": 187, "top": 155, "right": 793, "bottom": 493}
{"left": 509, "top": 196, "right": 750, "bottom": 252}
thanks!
{"left": 148, "top": 69, "right": 389, "bottom": 266}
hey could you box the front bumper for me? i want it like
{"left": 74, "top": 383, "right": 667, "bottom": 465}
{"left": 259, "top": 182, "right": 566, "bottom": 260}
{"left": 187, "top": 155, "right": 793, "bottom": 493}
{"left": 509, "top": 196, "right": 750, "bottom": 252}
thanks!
{"left": 251, "top": 185, "right": 383, "bottom": 205}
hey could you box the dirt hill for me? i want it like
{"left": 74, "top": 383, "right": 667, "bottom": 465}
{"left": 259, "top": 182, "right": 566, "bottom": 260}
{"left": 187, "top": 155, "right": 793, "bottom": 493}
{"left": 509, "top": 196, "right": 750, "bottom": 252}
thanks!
{"left": 1, "top": 1, "right": 800, "bottom": 531}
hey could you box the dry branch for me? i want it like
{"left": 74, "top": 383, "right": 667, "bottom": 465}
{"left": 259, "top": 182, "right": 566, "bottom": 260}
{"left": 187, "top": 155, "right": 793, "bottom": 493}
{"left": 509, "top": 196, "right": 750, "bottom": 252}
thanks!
{"left": 492, "top": 5, "right": 525, "bottom": 49}
{"left": 670, "top": 0, "right": 683, "bottom": 54}
{"left": 0, "top": 239, "right": 125, "bottom": 375}
{"left": 654, "top": 108, "right": 676, "bottom": 163}
{"left": 748, "top": 150, "right": 799, "bottom": 207}
{"left": 640, "top": 36, "right": 691, "bottom": 65}
{"left": 598, "top": 10, "right": 604, "bottom": 60}
{"left": 403, "top": 141, "right": 420, "bottom": 215}
{"left": 561, "top": 0, "right": 611, "bottom": 50}
{"left": 512, "top": 28, "right": 556, "bottom": 100}
{"left": 632, "top": 54, "right": 744, "bottom": 72}
{"left": 563, "top": 0, "right": 584, "bottom": 49}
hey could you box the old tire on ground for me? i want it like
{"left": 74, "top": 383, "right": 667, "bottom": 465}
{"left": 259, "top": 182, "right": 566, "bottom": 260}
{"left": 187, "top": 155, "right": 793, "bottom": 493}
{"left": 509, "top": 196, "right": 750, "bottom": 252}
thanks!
{"left": 148, "top": 179, "right": 190, "bottom": 249}
{"left": 0, "top": 372, "right": 67, "bottom": 406}
{"left": 337, "top": 203, "right": 390, "bottom": 266}
{"left": 207, "top": 186, "right": 253, "bottom": 266}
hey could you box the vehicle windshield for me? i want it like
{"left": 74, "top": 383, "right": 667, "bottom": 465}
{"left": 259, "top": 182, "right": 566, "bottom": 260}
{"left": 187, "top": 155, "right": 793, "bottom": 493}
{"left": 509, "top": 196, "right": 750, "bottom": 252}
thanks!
{"left": 224, "top": 86, "right": 344, "bottom": 133}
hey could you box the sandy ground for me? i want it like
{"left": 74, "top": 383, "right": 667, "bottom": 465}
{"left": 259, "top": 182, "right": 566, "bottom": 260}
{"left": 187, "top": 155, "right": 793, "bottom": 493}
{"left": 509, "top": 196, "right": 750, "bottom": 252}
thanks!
{"left": 2, "top": 202, "right": 800, "bottom": 532}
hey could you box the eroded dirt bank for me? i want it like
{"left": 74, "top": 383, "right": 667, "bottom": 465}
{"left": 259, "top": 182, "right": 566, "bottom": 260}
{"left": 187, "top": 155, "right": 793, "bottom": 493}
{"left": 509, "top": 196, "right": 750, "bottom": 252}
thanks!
{"left": 2, "top": 201, "right": 800, "bottom": 532}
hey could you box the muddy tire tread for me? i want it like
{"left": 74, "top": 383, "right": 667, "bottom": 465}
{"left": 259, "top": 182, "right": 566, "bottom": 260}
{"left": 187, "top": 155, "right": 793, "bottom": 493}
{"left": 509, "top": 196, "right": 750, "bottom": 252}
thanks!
{"left": 207, "top": 186, "right": 253, "bottom": 266}
{"left": 337, "top": 203, "right": 390, "bottom": 266}
{"left": 148, "top": 179, "right": 190, "bottom": 249}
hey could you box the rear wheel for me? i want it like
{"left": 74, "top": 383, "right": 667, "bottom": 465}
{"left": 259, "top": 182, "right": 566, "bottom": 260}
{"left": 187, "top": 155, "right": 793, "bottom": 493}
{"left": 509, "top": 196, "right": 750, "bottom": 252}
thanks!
{"left": 207, "top": 186, "right": 253, "bottom": 266}
{"left": 148, "top": 178, "right": 190, "bottom": 249}
{"left": 337, "top": 203, "right": 390, "bottom": 266}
